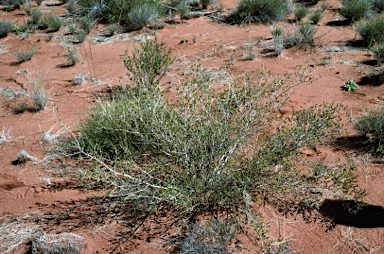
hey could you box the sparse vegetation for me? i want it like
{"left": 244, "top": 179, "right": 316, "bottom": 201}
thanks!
{"left": 16, "top": 48, "right": 36, "bottom": 63}
{"left": 310, "top": 9, "right": 323, "bottom": 24}
{"left": 30, "top": 70, "right": 49, "bottom": 111}
{"left": 106, "top": 23, "right": 118, "bottom": 36}
{"left": 31, "top": 231, "right": 87, "bottom": 254}
{"left": 0, "top": 20, "right": 14, "bottom": 38}
{"left": 294, "top": 3, "right": 309, "bottom": 21}
{"left": 17, "top": 150, "right": 35, "bottom": 163}
{"left": 120, "top": 35, "right": 174, "bottom": 89}
{"left": 357, "top": 15, "right": 384, "bottom": 48}
{"left": 64, "top": 46, "right": 80, "bottom": 65}
{"left": 372, "top": 44, "right": 384, "bottom": 64}
{"left": 355, "top": 106, "right": 384, "bottom": 151}
{"left": 284, "top": 22, "right": 317, "bottom": 47}
{"left": 0, "top": 127, "right": 10, "bottom": 145}
{"left": 14, "top": 101, "right": 28, "bottom": 114}
{"left": 342, "top": 79, "right": 359, "bottom": 91}
{"left": 79, "top": 16, "right": 94, "bottom": 34}
{"left": 29, "top": 7, "right": 43, "bottom": 26}
{"left": 339, "top": 0, "right": 374, "bottom": 21}
{"left": 76, "top": 0, "right": 163, "bottom": 27}
{"left": 174, "top": 0, "right": 191, "bottom": 21}
{"left": 226, "top": 0, "right": 290, "bottom": 24}
{"left": 42, "top": 15, "right": 62, "bottom": 32}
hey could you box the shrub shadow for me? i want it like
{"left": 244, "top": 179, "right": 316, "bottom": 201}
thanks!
{"left": 330, "top": 135, "right": 375, "bottom": 153}
{"left": 358, "top": 71, "right": 384, "bottom": 86}
{"left": 326, "top": 19, "right": 351, "bottom": 26}
{"left": 320, "top": 200, "right": 384, "bottom": 228}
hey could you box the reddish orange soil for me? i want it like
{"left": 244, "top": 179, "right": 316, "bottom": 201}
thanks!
{"left": 1, "top": 0, "right": 384, "bottom": 253}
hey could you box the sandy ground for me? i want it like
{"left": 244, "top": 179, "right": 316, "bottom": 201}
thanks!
{"left": 1, "top": 0, "right": 384, "bottom": 253}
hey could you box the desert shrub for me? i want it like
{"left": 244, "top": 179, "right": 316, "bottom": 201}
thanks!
{"left": 120, "top": 35, "right": 174, "bottom": 90}
{"left": 294, "top": 3, "right": 309, "bottom": 21}
{"left": 355, "top": 106, "right": 384, "bottom": 146}
{"left": 270, "top": 26, "right": 284, "bottom": 37}
{"left": 64, "top": 36, "right": 365, "bottom": 220}
{"left": 125, "top": 4, "right": 160, "bottom": 31}
{"left": 180, "top": 220, "right": 237, "bottom": 254}
{"left": 0, "top": 20, "right": 14, "bottom": 38}
{"left": 299, "top": 22, "right": 317, "bottom": 45}
{"left": 64, "top": 46, "right": 80, "bottom": 65}
{"left": 74, "top": 30, "right": 87, "bottom": 43}
{"left": 76, "top": 0, "right": 164, "bottom": 25}
{"left": 31, "top": 231, "right": 87, "bottom": 254}
{"left": 372, "top": 44, "right": 384, "bottom": 64}
{"left": 14, "top": 101, "right": 28, "bottom": 114}
{"left": 339, "top": 0, "right": 374, "bottom": 21}
{"left": 106, "top": 23, "right": 118, "bottom": 36}
{"left": 309, "top": 9, "right": 323, "bottom": 24}
{"left": 274, "top": 35, "right": 284, "bottom": 55}
{"left": 79, "top": 16, "right": 94, "bottom": 34}
{"left": 42, "top": 15, "right": 62, "bottom": 32}
{"left": 29, "top": 7, "right": 43, "bottom": 25}
{"left": 65, "top": 1, "right": 77, "bottom": 14}
{"left": 226, "top": 0, "right": 290, "bottom": 24}
{"left": 30, "top": 70, "right": 48, "bottom": 111}
{"left": 357, "top": 15, "right": 384, "bottom": 47}
{"left": 16, "top": 48, "right": 35, "bottom": 62}
{"left": 174, "top": 0, "right": 191, "bottom": 20}
{"left": 284, "top": 23, "right": 316, "bottom": 47}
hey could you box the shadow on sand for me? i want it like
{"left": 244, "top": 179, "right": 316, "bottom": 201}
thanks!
{"left": 320, "top": 200, "right": 384, "bottom": 228}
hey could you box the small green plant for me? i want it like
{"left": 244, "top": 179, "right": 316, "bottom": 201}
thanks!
{"left": 355, "top": 106, "right": 384, "bottom": 148}
{"left": 120, "top": 34, "right": 174, "bottom": 90}
{"left": 65, "top": 47, "right": 80, "bottom": 65}
{"left": 226, "top": 0, "right": 290, "bottom": 24}
{"left": 0, "top": 20, "right": 14, "bottom": 38}
{"left": 357, "top": 15, "right": 384, "bottom": 48}
{"left": 339, "top": 0, "right": 374, "bottom": 21}
{"left": 42, "top": 15, "right": 62, "bottom": 32}
{"left": 36, "top": 0, "right": 44, "bottom": 6}
{"left": 309, "top": 9, "right": 323, "bottom": 24}
{"left": 31, "top": 231, "right": 87, "bottom": 254}
{"left": 16, "top": 48, "right": 36, "bottom": 62}
{"left": 12, "top": 24, "right": 28, "bottom": 35}
{"left": 342, "top": 79, "right": 359, "bottom": 91}
{"left": 294, "top": 3, "right": 309, "bottom": 21}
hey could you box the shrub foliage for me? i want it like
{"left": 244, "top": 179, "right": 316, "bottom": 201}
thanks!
{"left": 59, "top": 35, "right": 365, "bottom": 220}
{"left": 226, "top": 0, "right": 290, "bottom": 24}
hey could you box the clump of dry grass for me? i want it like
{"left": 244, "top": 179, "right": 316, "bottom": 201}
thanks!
{"left": 29, "top": 70, "right": 49, "bottom": 111}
